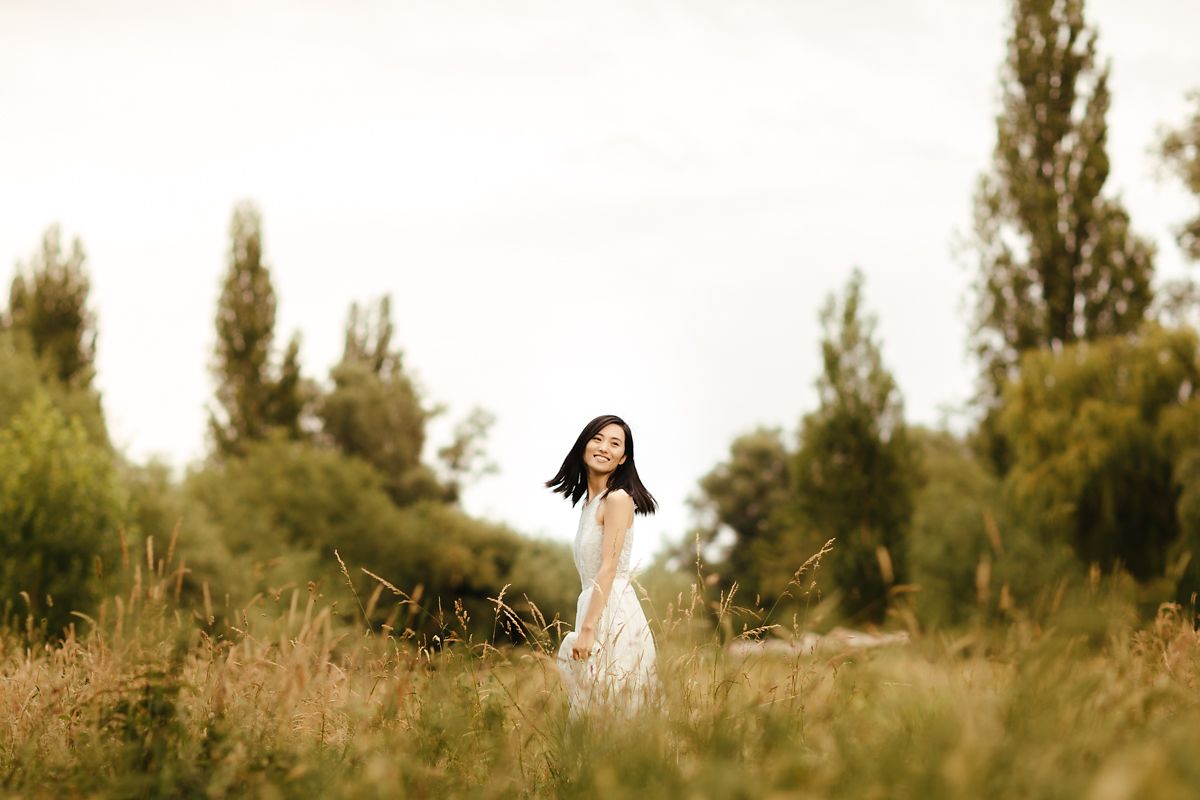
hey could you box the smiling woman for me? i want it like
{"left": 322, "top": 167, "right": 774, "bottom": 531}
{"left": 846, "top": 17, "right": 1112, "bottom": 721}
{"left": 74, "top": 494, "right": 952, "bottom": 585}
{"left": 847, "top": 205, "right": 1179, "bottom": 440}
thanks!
{"left": 544, "top": 414, "right": 661, "bottom": 719}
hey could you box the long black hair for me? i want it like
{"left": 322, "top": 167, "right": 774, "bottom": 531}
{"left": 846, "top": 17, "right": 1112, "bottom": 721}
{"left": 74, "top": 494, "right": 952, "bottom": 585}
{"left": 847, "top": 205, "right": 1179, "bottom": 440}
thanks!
{"left": 545, "top": 414, "right": 658, "bottom": 515}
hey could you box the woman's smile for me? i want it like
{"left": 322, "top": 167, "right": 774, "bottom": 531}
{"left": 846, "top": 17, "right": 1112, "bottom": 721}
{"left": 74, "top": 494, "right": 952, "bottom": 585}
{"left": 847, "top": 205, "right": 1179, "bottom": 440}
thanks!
{"left": 584, "top": 423, "right": 626, "bottom": 472}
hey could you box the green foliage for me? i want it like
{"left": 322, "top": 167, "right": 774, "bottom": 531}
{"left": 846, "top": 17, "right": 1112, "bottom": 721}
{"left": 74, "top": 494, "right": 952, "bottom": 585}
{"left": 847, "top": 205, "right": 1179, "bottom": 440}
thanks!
{"left": 185, "top": 435, "right": 398, "bottom": 598}
{"left": 1159, "top": 89, "right": 1200, "bottom": 262}
{"left": 0, "top": 393, "right": 124, "bottom": 633}
{"left": 184, "top": 436, "right": 576, "bottom": 636}
{"left": 683, "top": 273, "right": 928, "bottom": 625}
{"left": 319, "top": 359, "right": 442, "bottom": 506}
{"left": 210, "top": 201, "right": 275, "bottom": 454}
{"left": 209, "top": 201, "right": 308, "bottom": 456}
{"left": 266, "top": 331, "right": 316, "bottom": 441}
{"left": 3, "top": 225, "right": 98, "bottom": 390}
{"left": 907, "top": 426, "right": 1089, "bottom": 630}
{"left": 382, "top": 501, "right": 578, "bottom": 634}
{"left": 320, "top": 295, "right": 444, "bottom": 505}
{"left": 0, "top": 329, "right": 108, "bottom": 448}
{"left": 121, "top": 458, "right": 185, "bottom": 546}
{"left": 970, "top": 0, "right": 1155, "bottom": 469}
{"left": 907, "top": 428, "right": 999, "bottom": 627}
{"left": 1160, "top": 400, "right": 1200, "bottom": 595}
{"left": 120, "top": 457, "right": 237, "bottom": 607}
{"left": 687, "top": 426, "right": 793, "bottom": 599}
{"left": 342, "top": 294, "right": 400, "bottom": 377}
{"left": 436, "top": 406, "right": 499, "bottom": 504}
{"left": 793, "top": 269, "right": 921, "bottom": 621}
{"left": 1000, "top": 324, "right": 1200, "bottom": 599}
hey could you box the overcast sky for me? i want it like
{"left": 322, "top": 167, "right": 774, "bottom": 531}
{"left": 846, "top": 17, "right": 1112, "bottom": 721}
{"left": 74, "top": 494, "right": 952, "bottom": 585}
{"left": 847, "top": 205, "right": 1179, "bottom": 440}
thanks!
{"left": 2, "top": 1, "right": 1198, "bottom": 569}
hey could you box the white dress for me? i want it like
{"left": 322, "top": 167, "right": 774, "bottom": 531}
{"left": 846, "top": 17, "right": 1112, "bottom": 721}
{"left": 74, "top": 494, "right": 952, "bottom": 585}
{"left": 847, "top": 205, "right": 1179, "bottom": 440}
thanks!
{"left": 556, "top": 492, "right": 662, "bottom": 719}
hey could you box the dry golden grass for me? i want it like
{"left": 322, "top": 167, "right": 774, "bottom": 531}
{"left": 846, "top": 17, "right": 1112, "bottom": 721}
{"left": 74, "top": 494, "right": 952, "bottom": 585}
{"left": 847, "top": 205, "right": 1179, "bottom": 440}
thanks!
{"left": 3, "top": 536, "right": 1200, "bottom": 799}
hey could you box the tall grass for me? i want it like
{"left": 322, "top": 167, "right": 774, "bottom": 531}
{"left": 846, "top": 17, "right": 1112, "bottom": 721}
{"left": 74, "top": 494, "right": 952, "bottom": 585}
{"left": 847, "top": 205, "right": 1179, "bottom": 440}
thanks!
{"left": 2, "top": 532, "right": 1200, "bottom": 799}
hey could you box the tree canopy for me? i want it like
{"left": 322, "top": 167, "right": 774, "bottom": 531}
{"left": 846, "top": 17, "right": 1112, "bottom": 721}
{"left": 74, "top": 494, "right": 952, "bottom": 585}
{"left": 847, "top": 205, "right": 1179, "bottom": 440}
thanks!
{"left": 793, "top": 269, "right": 922, "bottom": 620}
{"left": 3, "top": 226, "right": 98, "bottom": 391}
{"left": 1159, "top": 91, "right": 1200, "bottom": 262}
{"left": 1000, "top": 324, "right": 1200, "bottom": 596}
{"left": 970, "top": 0, "right": 1155, "bottom": 469}
{"left": 209, "top": 202, "right": 306, "bottom": 455}
{"left": 319, "top": 295, "right": 443, "bottom": 505}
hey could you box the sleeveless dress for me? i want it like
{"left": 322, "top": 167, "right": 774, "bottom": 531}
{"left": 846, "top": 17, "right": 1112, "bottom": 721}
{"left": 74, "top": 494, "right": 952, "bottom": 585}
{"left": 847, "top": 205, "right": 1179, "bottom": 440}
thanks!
{"left": 556, "top": 492, "right": 662, "bottom": 719}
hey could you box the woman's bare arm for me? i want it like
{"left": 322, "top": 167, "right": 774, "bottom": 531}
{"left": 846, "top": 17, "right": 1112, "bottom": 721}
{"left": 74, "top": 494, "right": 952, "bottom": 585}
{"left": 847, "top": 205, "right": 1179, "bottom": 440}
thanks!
{"left": 576, "top": 489, "right": 635, "bottom": 645}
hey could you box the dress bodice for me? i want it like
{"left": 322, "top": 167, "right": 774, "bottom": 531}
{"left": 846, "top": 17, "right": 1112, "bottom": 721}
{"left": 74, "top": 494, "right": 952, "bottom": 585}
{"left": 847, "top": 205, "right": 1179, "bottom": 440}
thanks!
{"left": 573, "top": 493, "right": 635, "bottom": 587}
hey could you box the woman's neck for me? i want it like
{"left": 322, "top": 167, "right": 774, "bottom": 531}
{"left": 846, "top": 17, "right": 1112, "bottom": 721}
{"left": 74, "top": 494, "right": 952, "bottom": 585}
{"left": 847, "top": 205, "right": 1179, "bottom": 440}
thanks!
{"left": 586, "top": 473, "right": 609, "bottom": 501}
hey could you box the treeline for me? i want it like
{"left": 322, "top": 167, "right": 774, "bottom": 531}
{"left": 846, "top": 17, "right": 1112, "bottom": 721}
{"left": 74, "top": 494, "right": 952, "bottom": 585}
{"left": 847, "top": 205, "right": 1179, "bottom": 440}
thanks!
{"left": 682, "top": 0, "right": 1200, "bottom": 629}
{"left": 5, "top": 0, "right": 1200, "bottom": 641}
{"left": 0, "top": 205, "right": 578, "bottom": 639}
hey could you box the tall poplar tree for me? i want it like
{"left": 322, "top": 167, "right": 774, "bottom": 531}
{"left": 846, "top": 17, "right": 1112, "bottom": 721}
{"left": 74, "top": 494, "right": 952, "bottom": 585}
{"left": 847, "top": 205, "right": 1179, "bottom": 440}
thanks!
{"left": 970, "top": 0, "right": 1155, "bottom": 469}
{"left": 210, "top": 201, "right": 305, "bottom": 455}
{"left": 4, "top": 225, "right": 97, "bottom": 390}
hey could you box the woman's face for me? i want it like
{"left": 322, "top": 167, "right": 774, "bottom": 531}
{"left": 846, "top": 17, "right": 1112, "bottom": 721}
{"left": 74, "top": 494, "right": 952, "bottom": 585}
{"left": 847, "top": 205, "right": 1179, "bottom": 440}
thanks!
{"left": 584, "top": 423, "right": 627, "bottom": 475}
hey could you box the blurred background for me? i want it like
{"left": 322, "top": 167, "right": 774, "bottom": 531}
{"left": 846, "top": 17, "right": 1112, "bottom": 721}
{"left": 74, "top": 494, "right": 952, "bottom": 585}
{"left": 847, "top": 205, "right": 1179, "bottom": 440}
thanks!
{"left": 3, "top": 0, "right": 1200, "bottom": 636}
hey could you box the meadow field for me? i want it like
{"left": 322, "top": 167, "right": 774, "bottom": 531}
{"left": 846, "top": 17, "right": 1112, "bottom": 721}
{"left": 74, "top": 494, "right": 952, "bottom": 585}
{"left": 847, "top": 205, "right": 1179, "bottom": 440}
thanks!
{"left": 5, "top": 1, "right": 1200, "bottom": 797}
{"left": 2, "top": 539, "right": 1199, "bottom": 800}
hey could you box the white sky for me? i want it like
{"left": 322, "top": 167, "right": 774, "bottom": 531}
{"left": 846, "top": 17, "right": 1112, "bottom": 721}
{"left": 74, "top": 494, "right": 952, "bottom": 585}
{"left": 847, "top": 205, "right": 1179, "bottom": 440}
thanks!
{"left": 1, "top": 1, "right": 1198, "bottom": 568}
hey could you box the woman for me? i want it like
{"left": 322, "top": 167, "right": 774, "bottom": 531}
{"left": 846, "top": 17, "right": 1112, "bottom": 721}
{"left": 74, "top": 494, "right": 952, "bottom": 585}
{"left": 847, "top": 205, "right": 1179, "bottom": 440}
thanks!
{"left": 545, "top": 414, "right": 662, "bottom": 719}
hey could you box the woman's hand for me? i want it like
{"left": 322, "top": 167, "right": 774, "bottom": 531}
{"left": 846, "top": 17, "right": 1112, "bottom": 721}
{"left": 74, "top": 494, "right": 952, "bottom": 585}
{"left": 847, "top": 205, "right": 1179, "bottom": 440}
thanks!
{"left": 571, "top": 628, "right": 596, "bottom": 660}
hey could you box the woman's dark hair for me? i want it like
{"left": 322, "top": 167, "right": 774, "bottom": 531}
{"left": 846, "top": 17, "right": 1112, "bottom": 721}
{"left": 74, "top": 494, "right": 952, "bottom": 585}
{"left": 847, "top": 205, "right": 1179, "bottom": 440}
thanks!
{"left": 545, "top": 414, "right": 657, "bottom": 515}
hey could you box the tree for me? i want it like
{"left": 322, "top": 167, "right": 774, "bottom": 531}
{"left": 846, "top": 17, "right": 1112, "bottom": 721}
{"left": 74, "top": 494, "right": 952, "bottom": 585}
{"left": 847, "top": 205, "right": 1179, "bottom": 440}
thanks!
{"left": 999, "top": 324, "right": 1200, "bottom": 595}
{"left": 792, "top": 270, "right": 921, "bottom": 621}
{"left": 1158, "top": 90, "right": 1200, "bottom": 263}
{"left": 319, "top": 296, "right": 442, "bottom": 505}
{"left": 970, "top": 0, "right": 1155, "bottom": 470}
{"left": 343, "top": 294, "right": 401, "bottom": 378}
{"left": 687, "top": 427, "right": 793, "bottom": 599}
{"left": 209, "top": 201, "right": 306, "bottom": 455}
{"left": 4, "top": 225, "right": 98, "bottom": 390}
{"left": 0, "top": 393, "right": 124, "bottom": 634}
{"left": 436, "top": 407, "right": 499, "bottom": 504}
{"left": 185, "top": 435, "right": 577, "bottom": 637}
{"left": 0, "top": 330, "right": 108, "bottom": 448}
{"left": 906, "top": 428, "right": 1000, "bottom": 627}
{"left": 265, "top": 332, "right": 315, "bottom": 440}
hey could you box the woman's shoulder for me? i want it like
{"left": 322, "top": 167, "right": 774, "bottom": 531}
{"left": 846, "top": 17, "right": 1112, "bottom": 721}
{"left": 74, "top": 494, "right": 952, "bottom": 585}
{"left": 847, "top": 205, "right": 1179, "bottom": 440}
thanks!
{"left": 603, "top": 488, "right": 634, "bottom": 509}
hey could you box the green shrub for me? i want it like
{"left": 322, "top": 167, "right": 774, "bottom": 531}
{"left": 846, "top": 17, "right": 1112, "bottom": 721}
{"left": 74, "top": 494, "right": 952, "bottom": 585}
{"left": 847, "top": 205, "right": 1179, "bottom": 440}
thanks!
{"left": 1000, "top": 324, "right": 1200, "bottom": 605}
{"left": 0, "top": 392, "right": 124, "bottom": 633}
{"left": 183, "top": 436, "right": 576, "bottom": 638}
{"left": 0, "top": 330, "right": 108, "bottom": 448}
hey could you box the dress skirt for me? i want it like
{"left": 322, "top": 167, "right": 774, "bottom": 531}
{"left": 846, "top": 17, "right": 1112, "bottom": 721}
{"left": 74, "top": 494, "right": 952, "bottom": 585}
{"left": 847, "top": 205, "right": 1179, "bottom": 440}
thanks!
{"left": 556, "top": 576, "right": 661, "bottom": 719}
